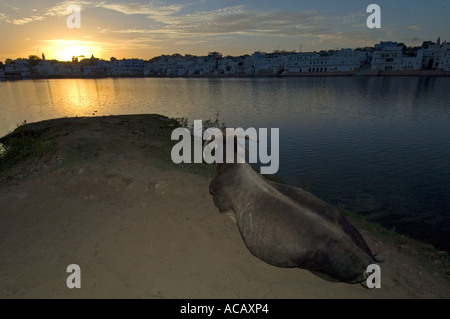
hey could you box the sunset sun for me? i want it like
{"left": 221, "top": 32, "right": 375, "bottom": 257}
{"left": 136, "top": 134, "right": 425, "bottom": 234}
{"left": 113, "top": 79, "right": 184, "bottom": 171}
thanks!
{"left": 43, "top": 39, "right": 101, "bottom": 61}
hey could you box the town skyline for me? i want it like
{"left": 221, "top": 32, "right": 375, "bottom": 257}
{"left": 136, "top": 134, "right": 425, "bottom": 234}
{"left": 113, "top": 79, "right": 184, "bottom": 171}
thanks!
{"left": 1, "top": 38, "right": 449, "bottom": 80}
{"left": 1, "top": 0, "right": 449, "bottom": 62}
{"left": 1, "top": 36, "right": 446, "bottom": 64}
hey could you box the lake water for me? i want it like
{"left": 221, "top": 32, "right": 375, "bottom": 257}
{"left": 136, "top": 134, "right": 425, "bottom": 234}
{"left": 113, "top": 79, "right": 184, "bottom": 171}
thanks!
{"left": 1, "top": 77, "right": 449, "bottom": 251}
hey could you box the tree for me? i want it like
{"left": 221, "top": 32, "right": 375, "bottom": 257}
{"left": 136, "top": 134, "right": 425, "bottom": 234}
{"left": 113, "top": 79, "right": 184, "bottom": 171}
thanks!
{"left": 397, "top": 42, "right": 407, "bottom": 54}
{"left": 28, "top": 55, "right": 42, "bottom": 66}
{"left": 5, "top": 58, "right": 13, "bottom": 64}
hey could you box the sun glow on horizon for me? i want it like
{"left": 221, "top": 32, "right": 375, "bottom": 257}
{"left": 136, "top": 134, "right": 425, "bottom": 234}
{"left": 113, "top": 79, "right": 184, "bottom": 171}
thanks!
{"left": 42, "top": 39, "right": 103, "bottom": 61}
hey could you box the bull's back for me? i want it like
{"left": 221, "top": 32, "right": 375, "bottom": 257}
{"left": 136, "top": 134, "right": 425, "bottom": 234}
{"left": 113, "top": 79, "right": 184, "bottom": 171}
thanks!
{"left": 235, "top": 194, "right": 372, "bottom": 282}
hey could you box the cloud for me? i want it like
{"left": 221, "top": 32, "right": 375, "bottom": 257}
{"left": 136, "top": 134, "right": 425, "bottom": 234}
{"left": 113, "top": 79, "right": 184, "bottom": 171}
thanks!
{"left": 306, "top": 30, "right": 392, "bottom": 50}
{"left": 408, "top": 25, "right": 421, "bottom": 31}
{"left": 3, "top": 0, "right": 183, "bottom": 26}
{"left": 12, "top": 15, "right": 47, "bottom": 25}
{"left": 3, "top": 0, "right": 365, "bottom": 39}
{"left": 0, "top": 2, "right": 20, "bottom": 13}
{"left": 3, "top": 0, "right": 375, "bottom": 54}
{"left": 96, "top": 1, "right": 183, "bottom": 16}
{"left": 151, "top": 7, "right": 332, "bottom": 36}
{"left": 44, "top": 1, "right": 84, "bottom": 17}
{"left": 0, "top": 12, "right": 11, "bottom": 23}
{"left": 174, "top": 40, "right": 207, "bottom": 46}
{"left": 1, "top": 0, "right": 173, "bottom": 24}
{"left": 100, "top": 28, "right": 162, "bottom": 34}
{"left": 101, "top": 5, "right": 363, "bottom": 39}
{"left": 1, "top": 0, "right": 86, "bottom": 25}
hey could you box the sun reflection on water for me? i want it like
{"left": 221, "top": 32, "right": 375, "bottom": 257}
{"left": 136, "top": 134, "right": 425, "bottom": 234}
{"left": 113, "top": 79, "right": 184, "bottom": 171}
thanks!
{"left": 44, "top": 79, "right": 119, "bottom": 117}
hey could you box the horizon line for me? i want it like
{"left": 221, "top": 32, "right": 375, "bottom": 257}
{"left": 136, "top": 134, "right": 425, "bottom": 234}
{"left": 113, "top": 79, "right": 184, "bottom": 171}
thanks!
{"left": 1, "top": 37, "right": 446, "bottom": 63}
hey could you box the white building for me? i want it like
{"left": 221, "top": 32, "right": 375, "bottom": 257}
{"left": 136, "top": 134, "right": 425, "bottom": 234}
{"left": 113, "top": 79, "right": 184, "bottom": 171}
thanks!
{"left": 400, "top": 56, "right": 421, "bottom": 70}
{"left": 327, "top": 49, "right": 365, "bottom": 72}
{"left": 83, "top": 65, "right": 105, "bottom": 75}
{"left": 4, "top": 64, "right": 15, "bottom": 73}
{"left": 371, "top": 39, "right": 450, "bottom": 71}
{"left": 354, "top": 49, "right": 372, "bottom": 65}
{"left": 110, "top": 59, "right": 144, "bottom": 76}
{"left": 437, "top": 43, "right": 450, "bottom": 71}
{"left": 284, "top": 52, "right": 321, "bottom": 73}
{"left": 282, "top": 49, "right": 364, "bottom": 74}
{"left": 416, "top": 40, "right": 441, "bottom": 69}
{"left": 2, "top": 60, "right": 31, "bottom": 77}
{"left": 217, "top": 57, "right": 240, "bottom": 75}
{"left": 195, "top": 56, "right": 216, "bottom": 75}
{"left": 14, "top": 59, "right": 31, "bottom": 77}
{"left": 244, "top": 52, "right": 284, "bottom": 75}
{"left": 410, "top": 39, "right": 450, "bottom": 70}
{"left": 371, "top": 42, "right": 403, "bottom": 70}
{"left": 144, "top": 58, "right": 167, "bottom": 76}
{"left": 36, "top": 60, "right": 57, "bottom": 76}
{"left": 55, "top": 63, "right": 75, "bottom": 75}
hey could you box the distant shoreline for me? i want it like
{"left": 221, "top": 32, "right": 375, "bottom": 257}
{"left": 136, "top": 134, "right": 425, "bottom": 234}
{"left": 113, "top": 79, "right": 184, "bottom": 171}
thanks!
{"left": 2, "top": 69, "right": 450, "bottom": 81}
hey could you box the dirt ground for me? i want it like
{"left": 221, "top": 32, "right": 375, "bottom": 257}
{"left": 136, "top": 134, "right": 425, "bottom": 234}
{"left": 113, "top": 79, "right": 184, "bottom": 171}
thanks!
{"left": 0, "top": 115, "right": 448, "bottom": 298}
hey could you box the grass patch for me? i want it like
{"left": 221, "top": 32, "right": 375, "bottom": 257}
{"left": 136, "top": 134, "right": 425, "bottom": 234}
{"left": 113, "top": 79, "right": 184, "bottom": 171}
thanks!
{"left": 0, "top": 121, "right": 59, "bottom": 174}
{"left": 171, "top": 111, "right": 226, "bottom": 132}
{"left": 341, "top": 208, "right": 450, "bottom": 280}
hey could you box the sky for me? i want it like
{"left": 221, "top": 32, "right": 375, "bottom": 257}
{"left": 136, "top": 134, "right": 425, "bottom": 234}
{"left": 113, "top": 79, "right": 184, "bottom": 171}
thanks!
{"left": 0, "top": 0, "right": 449, "bottom": 62}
